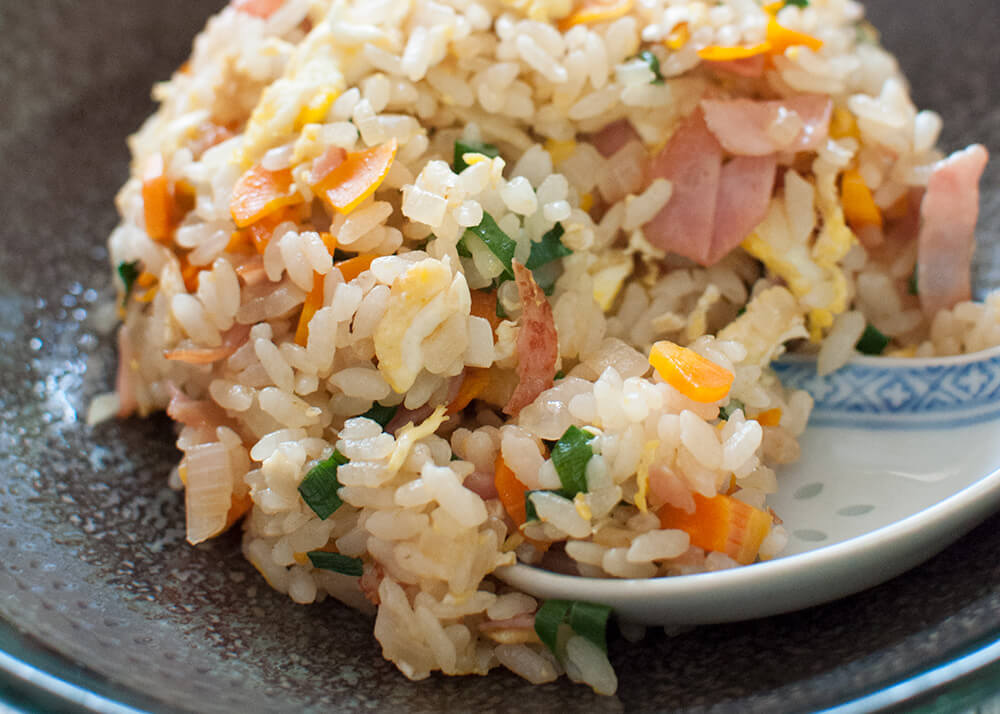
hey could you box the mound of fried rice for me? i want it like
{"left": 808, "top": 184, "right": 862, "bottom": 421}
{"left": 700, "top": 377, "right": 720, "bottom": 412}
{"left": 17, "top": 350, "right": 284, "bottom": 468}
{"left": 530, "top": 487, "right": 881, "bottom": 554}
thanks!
{"left": 94, "top": 0, "right": 995, "bottom": 694}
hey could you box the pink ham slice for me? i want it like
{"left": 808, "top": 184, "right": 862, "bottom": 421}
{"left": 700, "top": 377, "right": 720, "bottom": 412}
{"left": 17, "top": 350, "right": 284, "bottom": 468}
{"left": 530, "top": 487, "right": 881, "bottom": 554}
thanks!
{"left": 644, "top": 109, "right": 723, "bottom": 264}
{"left": 917, "top": 144, "right": 989, "bottom": 317}
{"left": 706, "top": 56, "right": 766, "bottom": 78}
{"left": 700, "top": 95, "right": 833, "bottom": 156}
{"left": 166, "top": 384, "right": 229, "bottom": 429}
{"left": 504, "top": 262, "right": 558, "bottom": 417}
{"left": 708, "top": 154, "right": 777, "bottom": 264}
{"left": 590, "top": 119, "right": 642, "bottom": 158}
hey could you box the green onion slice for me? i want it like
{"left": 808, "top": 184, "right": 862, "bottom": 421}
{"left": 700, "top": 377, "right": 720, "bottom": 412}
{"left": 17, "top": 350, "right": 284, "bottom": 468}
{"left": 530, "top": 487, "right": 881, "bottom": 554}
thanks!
{"left": 298, "top": 450, "right": 349, "bottom": 520}
{"left": 524, "top": 490, "right": 542, "bottom": 522}
{"left": 856, "top": 324, "right": 890, "bottom": 356}
{"left": 465, "top": 212, "right": 517, "bottom": 279}
{"left": 719, "top": 398, "right": 745, "bottom": 421}
{"left": 525, "top": 224, "right": 572, "bottom": 271}
{"left": 567, "top": 601, "right": 613, "bottom": 654}
{"left": 117, "top": 260, "right": 141, "bottom": 299}
{"left": 908, "top": 265, "right": 919, "bottom": 296}
{"left": 306, "top": 551, "right": 364, "bottom": 577}
{"left": 550, "top": 425, "right": 595, "bottom": 497}
{"left": 454, "top": 140, "right": 500, "bottom": 174}
{"left": 784, "top": 0, "right": 809, "bottom": 7}
{"left": 359, "top": 402, "right": 397, "bottom": 428}
{"left": 636, "top": 50, "right": 665, "bottom": 84}
{"left": 534, "top": 599, "right": 573, "bottom": 655}
{"left": 534, "top": 599, "right": 613, "bottom": 658}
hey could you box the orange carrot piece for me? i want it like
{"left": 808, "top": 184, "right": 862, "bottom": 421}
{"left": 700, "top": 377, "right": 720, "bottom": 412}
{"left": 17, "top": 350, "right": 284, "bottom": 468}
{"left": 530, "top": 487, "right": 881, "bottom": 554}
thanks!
{"left": 142, "top": 153, "right": 174, "bottom": 242}
{"left": 470, "top": 289, "right": 502, "bottom": 333}
{"left": 230, "top": 164, "right": 303, "bottom": 228}
{"left": 649, "top": 341, "right": 735, "bottom": 403}
{"left": 447, "top": 368, "right": 491, "bottom": 414}
{"left": 755, "top": 408, "right": 783, "bottom": 427}
{"left": 334, "top": 253, "right": 378, "bottom": 282}
{"left": 658, "top": 492, "right": 772, "bottom": 565}
{"left": 765, "top": 16, "right": 823, "bottom": 54}
{"left": 295, "top": 272, "right": 325, "bottom": 346}
{"left": 311, "top": 146, "right": 348, "bottom": 185}
{"left": 319, "top": 231, "right": 337, "bottom": 255}
{"left": 226, "top": 229, "right": 256, "bottom": 254}
{"left": 558, "top": 0, "right": 634, "bottom": 31}
{"left": 313, "top": 139, "right": 398, "bottom": 215}
{"left": 841, "top": 169, "right": 883, "bottom": 230}
{"left": 230, "top": 0, "right": 285, "bottom": 19}
{"left": 180, "top": 259, "right": 201, "bottom": 293}
{"left": 494, "top": 454, "right": 529, "bottom": 526}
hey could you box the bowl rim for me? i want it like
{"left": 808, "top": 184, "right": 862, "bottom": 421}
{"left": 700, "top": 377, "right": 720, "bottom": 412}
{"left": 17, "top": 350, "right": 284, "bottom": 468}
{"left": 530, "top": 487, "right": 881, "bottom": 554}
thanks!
{"left": 777, "top": 342, "right": 1000, "bottom": 370}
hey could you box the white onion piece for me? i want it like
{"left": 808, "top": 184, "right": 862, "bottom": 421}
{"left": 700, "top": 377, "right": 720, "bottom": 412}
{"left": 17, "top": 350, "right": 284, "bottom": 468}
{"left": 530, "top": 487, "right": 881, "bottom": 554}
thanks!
{"left": 184, "top": 442, "right": 233, "bottom": 544}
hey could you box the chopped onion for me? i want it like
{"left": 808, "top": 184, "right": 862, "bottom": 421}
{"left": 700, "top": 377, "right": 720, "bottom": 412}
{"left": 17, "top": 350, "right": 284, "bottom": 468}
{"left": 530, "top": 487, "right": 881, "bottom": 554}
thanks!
{"left": 184, "top": 442, "right": 233, "bottom": 544}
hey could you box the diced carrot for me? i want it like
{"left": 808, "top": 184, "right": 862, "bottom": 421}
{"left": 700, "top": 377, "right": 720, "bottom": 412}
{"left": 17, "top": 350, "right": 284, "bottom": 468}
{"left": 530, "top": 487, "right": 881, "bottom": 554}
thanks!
{"left": 223, "top": 491, "right": 253, "bottom": 531}
{"left": 314, "top": 139, "right": 398, "bottom": 215}
{"left": 649, "top": 341, "right": 735, "bottom": 403}
{"left": 142, "top": 153, "right": 174, "bottom": 242}
{"left": 841, "top": 169, "right": 883, "bottom": 230}
{"left": 755, "top": 407, "right": 783, "bottom": 427}
{"left": 181, "top": 260, "right": 202, "bottom": 293}
{"left": 136, "top": 285, "right": 158, "bottom": 304}
{"left": 334, "top": 253, "right": 378, "bottom": 282}
{"left": 241, "top": 204, "right": 303, "bottom": 254}
{"left": 558, "top": 0, "right": 634, "bottom": 31}
{"left": 765, "top": 16, "right": 823, "bottom": 54}
{"left": 470, "top": 289, "right": 502, "bottom": 333}
{"left": 494, "top": 454, "right": 528, "bottom": 526}
{"left": 319, "top": 231, "right": 337, "bottom": 255}
{"left": 697, "top": 42, "right": 771, "bottom": 62}
{"left": 658, "top": 491, "right": 772, "bottom": 565}
{"left": 295, "top": 272, "right": 325, "bottom": 346}
{"left": 665, "top": 22, "right": 690, "bottom": 51}
{"left": 230, "top": 0, "right": 285, "bottom": 19}
{"left": 448, "top": 368, "right": 491, "bottom": 414}
{"left": 226, "top": 229, "right": 256, "bottom": 254}
{"left": 136, "top": 271, "right": 157, "bottom": 288}
{"left": 230, "top": 164, "right": 303, "bottom": 228}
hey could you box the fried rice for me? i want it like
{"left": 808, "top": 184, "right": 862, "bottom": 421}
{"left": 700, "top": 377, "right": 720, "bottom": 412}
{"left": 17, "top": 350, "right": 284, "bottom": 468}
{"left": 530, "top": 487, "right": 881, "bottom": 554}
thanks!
{"left": 94, "top": 0, "right": 995, "bottom": 694}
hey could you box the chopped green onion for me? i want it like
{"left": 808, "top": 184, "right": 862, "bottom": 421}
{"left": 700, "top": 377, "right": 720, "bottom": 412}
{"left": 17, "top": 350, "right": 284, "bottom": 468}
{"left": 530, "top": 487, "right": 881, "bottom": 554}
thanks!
{"left": 525, "top": 490, "right": 542, "bottom": 522}
{"left": 719, "top": 398, "right": 745, "bottom": 421}
{"left": 298, "top": 450, "right": 349, "bottom": 520}
{"left": 496, "top": 298, "right": 508, "bottom": 320}
{"left": 359, "top": 402, "right": 397, "bottom": 428}
{"left": 534, "top": 599, "right": 613, "bottom": 658}
{"left": 465, "top": 212, "right": 517, "bottom": 279}
{"left": 554, "top": 370, "right": 566, "bottom": 380}
{"left": 784, "top": 0, "right": 809, "bottom": 7}
{"left": 455, "top": 238, "right": 472, "bottom": 258}
{"left": 306, "top": 551, "right": 364, "bottom": 576}
{"left": 635, "top": 50, "right": 664, "bottom": 84}
{"left": 567, "top": 601, "right": 612, "bottom": 654}
{"left": 526, "top": 223, "right": 572, "bottom": 271}
{"left": 550, "top": 426, "right": 595, "bottom": 497}
{"left": 856, "top": 324, "right": 890, "bottom": 356}
{"left": 908, "top": 265, "right": 919, "bottom": 296}
{"left": 454, "top": 139, "right": 500, "bottom": 174}
{"left": 117, "top": 260, "right": 141, "bottom": 300}
{"left": 332, "top": 248, "right": 355, "bottom": 262}
{"left": 530, "top": 261, "right": 561, "bottom": 296}
{"left": 534, "top": 599, "right": 573, "bottom": 655}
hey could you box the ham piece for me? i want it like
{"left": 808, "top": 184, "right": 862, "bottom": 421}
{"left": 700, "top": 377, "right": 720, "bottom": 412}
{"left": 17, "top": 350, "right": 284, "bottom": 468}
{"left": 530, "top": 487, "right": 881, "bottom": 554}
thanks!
{"left": 706, "top": 56, "right": 766, "bottom": 78}
{"left": 163, "top": 323, "right": 252, "bottom": 365}
{"left": 700, "top": 95, "right": 833, "bottom": 156}
{"left": 917, "top": 144, "right": 989, "bottom": 317}
{"left": 643, "top": 110, "right": 776, "bottom": 265}
{"left": 590, "top": 119, "right": 642, "bottom": 158}
{"left": 504, "top": 262, "right": 559, "bottom": 417}
{"left": 644, "top": 109, "right": 724, "bottom": 264}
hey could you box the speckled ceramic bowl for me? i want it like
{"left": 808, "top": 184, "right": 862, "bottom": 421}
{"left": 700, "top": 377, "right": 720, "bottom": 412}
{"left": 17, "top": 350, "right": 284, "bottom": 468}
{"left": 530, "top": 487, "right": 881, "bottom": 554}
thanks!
{"left": 1, "top": 1, "right": 999, "bottom": 712}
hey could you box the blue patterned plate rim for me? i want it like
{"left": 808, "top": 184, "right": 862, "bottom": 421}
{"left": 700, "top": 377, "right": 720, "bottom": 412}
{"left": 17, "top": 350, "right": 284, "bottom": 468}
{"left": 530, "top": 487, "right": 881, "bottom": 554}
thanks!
{"left": 776, "top": 343, "right": 1000, "bottom": 369}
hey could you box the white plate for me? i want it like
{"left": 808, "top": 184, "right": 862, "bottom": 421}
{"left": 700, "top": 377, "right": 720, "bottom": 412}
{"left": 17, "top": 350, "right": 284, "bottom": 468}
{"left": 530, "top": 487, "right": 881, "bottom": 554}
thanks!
{"left": 497, "top": 347, "right": 1000, "bottom": 625}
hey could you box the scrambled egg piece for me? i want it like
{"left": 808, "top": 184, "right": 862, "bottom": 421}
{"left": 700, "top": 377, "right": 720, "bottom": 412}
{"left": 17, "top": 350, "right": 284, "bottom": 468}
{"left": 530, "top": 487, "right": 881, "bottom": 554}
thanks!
{"left": 386, "top": 405, "right": 449, "bottom": 476}
{"left": 741, "top": 170, "right": 855, "bottom": 340}
{"left": 374, "top": 258, "right": 472, "bottom": 393}
{"left": 591, "top": 251, "right": 634, "bottom": 311}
